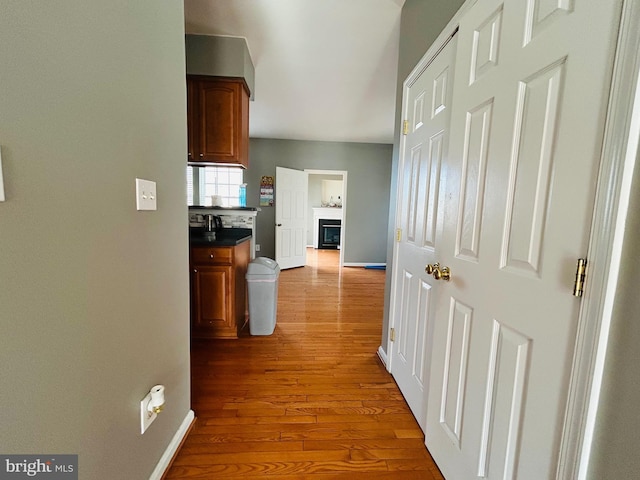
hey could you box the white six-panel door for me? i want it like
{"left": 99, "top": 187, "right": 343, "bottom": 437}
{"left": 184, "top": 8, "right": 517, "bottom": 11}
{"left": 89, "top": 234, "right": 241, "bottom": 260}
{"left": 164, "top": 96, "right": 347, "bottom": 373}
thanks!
{"left": 275, "top": 166, "right": 308, "bottom": 269}
{"left": 424, "top": 0, "right": 622, "bottom": 478}
{"left": 390, "top": 35, "right": 457, "bottom": 430}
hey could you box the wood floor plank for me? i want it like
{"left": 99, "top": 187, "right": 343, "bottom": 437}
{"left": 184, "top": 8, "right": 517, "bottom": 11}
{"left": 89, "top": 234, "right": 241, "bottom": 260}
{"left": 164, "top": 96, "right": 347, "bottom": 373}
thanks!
{"left": 166, "top": 459, "right": 390, "bottom": 479}
{"left": 178, "top": 440, "right": 305, "bottom": 455}
{"left": 172, "top": 448, "right": 351, "bottom": 466}
{"left": 164, "top": 249, "right": 444, "bottom": 479}
{"left": 302, "top": 438, "right": 427, "bottom": 451}
{"left": 349, "top": 448, "right": 429, "bottom": 461}
{"left": 314, "top": 413, "right": 419, "bottom": 424}
{"left": 168, "top": 472, "right": 435, "bottom": 480}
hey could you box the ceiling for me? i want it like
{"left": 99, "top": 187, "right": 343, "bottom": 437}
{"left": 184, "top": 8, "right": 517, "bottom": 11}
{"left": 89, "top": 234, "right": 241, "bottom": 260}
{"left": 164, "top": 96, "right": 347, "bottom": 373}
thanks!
{"left": 183, "top": 0, "right": 405, "bottom": 144}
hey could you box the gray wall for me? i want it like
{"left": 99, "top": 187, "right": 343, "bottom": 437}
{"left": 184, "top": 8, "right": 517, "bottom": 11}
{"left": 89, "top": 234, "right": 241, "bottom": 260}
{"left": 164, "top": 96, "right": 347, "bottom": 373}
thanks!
{"left": 246, "top": 138, "right": 392, "bottom": 263}
{"left": 588, "top": 152, "right": 640, "bottom": 477}
{"left": 185, "top": 34, "right": 255, "bottom": 98}
{"left": 381, "top": 0, "right": 466, "bottom": 352}
{"left": 0, "top": 2, "right": 191, "bottom": 479}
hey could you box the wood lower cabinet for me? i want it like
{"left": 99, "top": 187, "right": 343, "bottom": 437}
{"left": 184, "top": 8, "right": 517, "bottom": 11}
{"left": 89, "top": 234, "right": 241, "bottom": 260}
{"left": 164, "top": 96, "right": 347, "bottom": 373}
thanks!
{"left": 187, "top": 76, "right": 249, "bottom": 168}
{"left": 190, "top": 240, "right": 250, "bottom": 339}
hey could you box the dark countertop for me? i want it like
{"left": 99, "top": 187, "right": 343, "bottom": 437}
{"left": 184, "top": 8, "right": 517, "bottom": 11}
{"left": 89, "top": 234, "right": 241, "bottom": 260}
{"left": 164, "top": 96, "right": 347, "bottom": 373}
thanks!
{"left": 189, "top": 227, "right": 252, "bottom": 247}
{"left": 189, "top": 206, "right": 258, "bottom": 211}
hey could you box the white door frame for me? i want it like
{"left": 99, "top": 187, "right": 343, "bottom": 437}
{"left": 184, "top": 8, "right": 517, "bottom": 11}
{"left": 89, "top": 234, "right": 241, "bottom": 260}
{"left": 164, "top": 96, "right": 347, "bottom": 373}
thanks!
{"left": 386, "top": 0, "right": 640, "bottom": 478}
{"left": 305, "top": 169, "right": 348, "bottom": 267}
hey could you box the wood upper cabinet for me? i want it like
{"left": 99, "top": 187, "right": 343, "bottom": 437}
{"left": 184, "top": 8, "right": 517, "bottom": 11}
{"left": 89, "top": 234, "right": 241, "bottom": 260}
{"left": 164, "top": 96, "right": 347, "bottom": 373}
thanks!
{"left": 190, "top": 240, "right": 250, "bottom": 339}
{"left": 187, "top": 76, "right": 250, "bottom": 168}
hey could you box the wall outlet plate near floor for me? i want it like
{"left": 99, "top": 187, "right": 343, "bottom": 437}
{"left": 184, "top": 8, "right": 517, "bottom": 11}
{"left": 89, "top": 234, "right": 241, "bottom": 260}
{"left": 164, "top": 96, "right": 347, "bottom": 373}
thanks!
{"left": 140, "top": 391, "right": 157, "bottom": 434}
{"left": 0, "top": 146, "right": 5, "bottom": 202}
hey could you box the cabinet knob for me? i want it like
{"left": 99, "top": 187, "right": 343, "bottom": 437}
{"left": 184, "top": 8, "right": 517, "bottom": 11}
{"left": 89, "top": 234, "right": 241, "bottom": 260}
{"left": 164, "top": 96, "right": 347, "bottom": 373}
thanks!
{"left": 199, "top": 153, "right": 204, "bottom": 158}
{"left": 193, "top": 269, "right": 197, "bottom": 273}
{"left": 210, "top": 254, "right": 214, "bottom": 258}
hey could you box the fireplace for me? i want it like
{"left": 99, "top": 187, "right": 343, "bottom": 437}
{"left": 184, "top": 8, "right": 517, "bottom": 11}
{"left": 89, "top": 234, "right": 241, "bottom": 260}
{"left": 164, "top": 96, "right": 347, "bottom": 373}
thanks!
{"left": 318, "top": 219, "right": 341, "bottom": 249}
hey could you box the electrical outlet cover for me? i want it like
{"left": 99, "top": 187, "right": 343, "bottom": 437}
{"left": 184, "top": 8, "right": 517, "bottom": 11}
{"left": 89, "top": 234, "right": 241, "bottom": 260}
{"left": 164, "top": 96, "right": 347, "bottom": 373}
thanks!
{"left": 0, "top": 146, "right": 5, "bottom": 202}
{"left": 140, "top": 392, "right": 157, "bottom": 434}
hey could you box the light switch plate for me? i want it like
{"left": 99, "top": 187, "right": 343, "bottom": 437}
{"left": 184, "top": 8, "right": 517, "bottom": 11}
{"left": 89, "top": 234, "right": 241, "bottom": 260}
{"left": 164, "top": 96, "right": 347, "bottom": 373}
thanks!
{"left": 0, "top": 146, "right": 5, "bottom": 202}
{"left": 135, "top": 178, "right": 156, "bottom": 211}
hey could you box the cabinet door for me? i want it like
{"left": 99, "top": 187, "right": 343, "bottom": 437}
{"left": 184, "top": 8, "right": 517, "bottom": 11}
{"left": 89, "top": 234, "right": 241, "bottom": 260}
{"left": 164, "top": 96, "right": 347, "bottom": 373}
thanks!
{"left": 197, "top": 79, "right": 249, "bottom": 167}
{"left": 186, "top": 78, "right": 199, "bottom": 162}
{"left": 191, "top": 265, "right": 236, "bottom": 338}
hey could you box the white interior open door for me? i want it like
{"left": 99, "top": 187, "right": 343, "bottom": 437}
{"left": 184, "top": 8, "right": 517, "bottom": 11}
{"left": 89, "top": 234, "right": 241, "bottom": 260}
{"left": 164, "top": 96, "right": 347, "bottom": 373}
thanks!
{"left": 275, "top": 166, "right": 308, "bottom": 269}
{"left": 422, "top": 0, "right": 622, "bottom": 478}
{"left": 389, "top": 32, "right": 457, "bottom": 432}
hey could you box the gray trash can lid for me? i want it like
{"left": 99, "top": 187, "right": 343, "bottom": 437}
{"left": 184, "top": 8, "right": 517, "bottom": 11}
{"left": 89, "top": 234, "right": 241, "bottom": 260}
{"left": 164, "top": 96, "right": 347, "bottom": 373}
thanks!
{"left": 247, "top": 257, "right": 280, "bottom": 276}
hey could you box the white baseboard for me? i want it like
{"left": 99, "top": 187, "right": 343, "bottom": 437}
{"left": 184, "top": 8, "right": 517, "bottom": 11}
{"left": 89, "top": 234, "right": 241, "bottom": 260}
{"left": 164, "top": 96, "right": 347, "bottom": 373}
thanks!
{"left": 377, "top": 346, "right": 388, "bottom": 369}
{"left": 149, "top": 409, "right": 195, "bottom": 480}
{"left": 343, "top": 262, "right": 387, "bottom": 268}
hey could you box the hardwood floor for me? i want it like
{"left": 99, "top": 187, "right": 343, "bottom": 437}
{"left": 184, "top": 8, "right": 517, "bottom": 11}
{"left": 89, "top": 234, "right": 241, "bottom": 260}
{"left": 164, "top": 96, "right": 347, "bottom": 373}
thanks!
{"left": 165, "top": 249, "right": 443, "bottom": 479}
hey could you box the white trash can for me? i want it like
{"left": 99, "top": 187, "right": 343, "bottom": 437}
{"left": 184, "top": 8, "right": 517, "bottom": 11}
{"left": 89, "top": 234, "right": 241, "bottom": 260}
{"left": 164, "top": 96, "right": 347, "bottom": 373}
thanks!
{"left": 246, "top": 257, "right": 280, "bottom": 335}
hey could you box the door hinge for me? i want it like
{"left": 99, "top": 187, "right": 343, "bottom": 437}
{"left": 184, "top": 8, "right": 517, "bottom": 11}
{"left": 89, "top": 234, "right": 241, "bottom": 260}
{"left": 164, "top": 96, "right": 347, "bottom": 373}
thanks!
{"left": 573, "top": 258, "right": 587, "bottom": 297}
{"left": 390, "top": 328, "right": 396, "bottom": 342}
{"left": 403, "top": 120, "right": 409, "bottom": 135}
{"left": 396, "top": 228, "right": 402, "bottom": 242}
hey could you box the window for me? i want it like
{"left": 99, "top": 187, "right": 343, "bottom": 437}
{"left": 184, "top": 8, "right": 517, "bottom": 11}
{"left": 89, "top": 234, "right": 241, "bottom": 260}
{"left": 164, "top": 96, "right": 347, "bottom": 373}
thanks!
{"left": 187, "top": 166, "right": 244, "bottom": 206}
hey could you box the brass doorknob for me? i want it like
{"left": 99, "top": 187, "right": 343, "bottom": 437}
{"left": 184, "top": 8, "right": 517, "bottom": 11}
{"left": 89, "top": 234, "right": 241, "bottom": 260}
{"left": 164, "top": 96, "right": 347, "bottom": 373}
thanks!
{"left": 425, "top": 262, "right": 451, "bottom": 281}
{"left": 425, "top": 263, "right": 439, "bottom": 275}
{"left": 433, "top": 265, "right": 451, "bottom": 281}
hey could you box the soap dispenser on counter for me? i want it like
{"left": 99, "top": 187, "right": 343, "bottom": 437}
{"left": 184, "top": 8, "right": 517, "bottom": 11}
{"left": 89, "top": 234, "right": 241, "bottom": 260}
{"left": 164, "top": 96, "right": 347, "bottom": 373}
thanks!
{"left": 239, "top": 183, "right": 247, "bottom": 207}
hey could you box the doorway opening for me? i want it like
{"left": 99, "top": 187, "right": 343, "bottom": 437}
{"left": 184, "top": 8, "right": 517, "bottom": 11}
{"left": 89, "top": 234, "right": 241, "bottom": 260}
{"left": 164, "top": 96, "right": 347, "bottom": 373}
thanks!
{"left": 305, "top": 169, "right": 348, "bottom": 266}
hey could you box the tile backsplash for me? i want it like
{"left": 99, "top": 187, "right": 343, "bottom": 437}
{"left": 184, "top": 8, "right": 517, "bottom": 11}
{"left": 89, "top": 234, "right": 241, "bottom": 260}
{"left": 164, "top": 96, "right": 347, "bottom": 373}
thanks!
{"left": 189, "top": 211, "right": 255, "bottom": 229}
